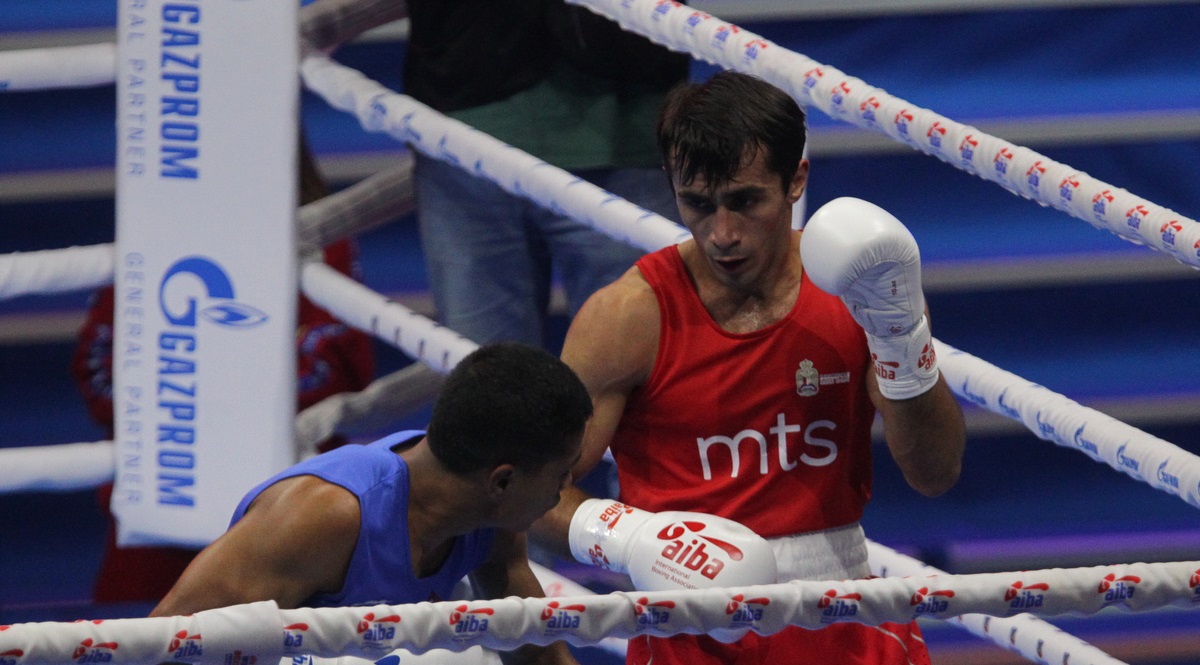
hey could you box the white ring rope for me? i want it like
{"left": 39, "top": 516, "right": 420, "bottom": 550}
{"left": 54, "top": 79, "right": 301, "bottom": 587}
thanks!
{"left": 5, "top": 5, "right": 1197, "bottom": 274}
{"left": 567, "top": 0, "right": 1200, "bottom": 271}
{"left": 295, "top": 53, "right": 1200, "bottom": 512}
{"left": 939, "top": 341, "right": 1200, "bottom": 508}
{"left": 0, "top": 244, "right": 115, "bottom": 300}
{"left": 0, "top": 43, "right": 116, "bottom": 91}
{"left": 0, "top": 157, "right": 413, "bottom": 302}
{"left": 299, "top": 54, "right": 692, "bottom": 254}
{"left": 3, "top": 7, "right": 1198, "bottom": 663}
{"left": 866, "top": 541, "right": 1128, "bottom": 665}
{"left": 300, "top": 261, "right": 478, "bottom": 373}
{"left": 0, "top": 0, "right": 393, "bottom": 91}
{"left": 1, "top": 561, "right": 1197, "bottom": 664}
{"left": 3, "top": 20, "right": 1198, "bottom": 523}
{"left": 0, "top": 441, "right": 117, "bottom": 494}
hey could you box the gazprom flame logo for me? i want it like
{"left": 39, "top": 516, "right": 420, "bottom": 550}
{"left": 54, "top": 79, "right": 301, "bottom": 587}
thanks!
{"left": 159, "top": 256, "right": 267, "bottom": 329}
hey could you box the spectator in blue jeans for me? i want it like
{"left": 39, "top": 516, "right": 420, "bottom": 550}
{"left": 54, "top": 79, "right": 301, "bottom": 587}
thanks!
{"left": 405, "top": 0, "right": 688, "bottom": 346}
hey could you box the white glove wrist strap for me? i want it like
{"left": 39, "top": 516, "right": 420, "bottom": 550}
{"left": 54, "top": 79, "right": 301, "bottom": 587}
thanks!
{"left": 568, "top": 499, "right": 652, "bottom": 574}
{"left": 865, "top": 314, "right": 939, "bottom": 400}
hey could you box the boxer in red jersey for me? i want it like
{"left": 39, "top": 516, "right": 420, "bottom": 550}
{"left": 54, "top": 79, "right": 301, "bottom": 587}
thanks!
{"left": 533, "top": 71, "right": 966, "bottom": 664}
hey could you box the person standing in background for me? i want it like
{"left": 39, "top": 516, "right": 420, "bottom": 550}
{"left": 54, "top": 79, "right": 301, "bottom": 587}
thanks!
{"left": 404, "top": 0, "right": 688, "bottom": 346}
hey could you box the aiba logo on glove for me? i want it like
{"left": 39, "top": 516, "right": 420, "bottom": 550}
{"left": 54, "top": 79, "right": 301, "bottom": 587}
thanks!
{"left": 656, "top": 521, "right": 744, "bottom": 581}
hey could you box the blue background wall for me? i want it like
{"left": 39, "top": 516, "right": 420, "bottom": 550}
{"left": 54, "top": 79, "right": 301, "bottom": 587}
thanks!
{"left": 2, "top": 2, "right": 1200, "bottom": 663}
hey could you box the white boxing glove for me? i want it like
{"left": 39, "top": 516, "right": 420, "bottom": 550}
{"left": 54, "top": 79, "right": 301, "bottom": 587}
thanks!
{"left": 568, "top": 498, "right": 777, "bottom": 592}
{"left": 801, "top": 196, "right": 939, "bottom": 400}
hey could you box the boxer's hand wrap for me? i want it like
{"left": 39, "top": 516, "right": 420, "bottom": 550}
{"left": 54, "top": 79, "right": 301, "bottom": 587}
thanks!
{"left": 568, "top": 499, "right": 777, "bottom": 592}
{"left": 801, "top": 196, "right": 939, "bottom": 400}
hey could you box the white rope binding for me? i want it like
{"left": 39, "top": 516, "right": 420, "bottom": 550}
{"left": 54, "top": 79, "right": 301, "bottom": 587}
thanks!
{"left": 566, "top": 0, "right": 1200, "bottom": 271}
{"left": 0, "top": 561, "right": 1196, "bottom": 664}
{"left": 0, "top": 43, "right": 116, "bottom": 91}
{"left": 867, "top": 540, "right": 1130, "bottom": 665}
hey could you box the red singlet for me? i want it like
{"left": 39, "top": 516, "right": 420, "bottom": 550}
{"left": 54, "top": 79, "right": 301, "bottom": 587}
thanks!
{"left": 615, "top": 246, "right": 931, "bottom": 665}
{"left": 612, "top": 245, "right": 875, "bottom": 537}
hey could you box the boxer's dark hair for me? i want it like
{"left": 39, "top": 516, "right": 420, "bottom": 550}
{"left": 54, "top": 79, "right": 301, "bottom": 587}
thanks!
{"left": 427, "top": 342, "right": 591, "bottom": 473}
{"left": 657, "top": 70, "right": 807, "bottom": 192}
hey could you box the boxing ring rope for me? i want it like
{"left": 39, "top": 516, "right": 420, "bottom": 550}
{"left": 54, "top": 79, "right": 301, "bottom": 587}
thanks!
{"left": 0, "top": 156, "right": 415, "bottom": 302}
{"left": 3, "top": 5, "right": 1199, "bottom": 664}
{"left": 568, "top": 0, "right": 1200, "bottom": 272}
{"left": 0, "top": 244, "right": 114, "bottom": 300}
{"left": 2, "top": 560, "right": 1198, "bottom": 664}
{"left": 865, "top": 541, "right": 1130, "bottom": 665}
{"left": 0, "top": 156, "right": 419, "bottom": 493}
{"left": 296, "top": 51, "right": 1200, "bottom": 510}
{"left": 0, "top": 43, "right": 116, "bottom": 91}
{"left": 4, "top": 6, "right": 1199, "bottom": 273}
{"left": 7, "top": 256, "right": 1191, "bottom": 660}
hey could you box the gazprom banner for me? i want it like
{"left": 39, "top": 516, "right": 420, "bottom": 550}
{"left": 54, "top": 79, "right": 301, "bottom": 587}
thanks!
{"left": 113, "top": 0, "right": 298, "bottom": 547}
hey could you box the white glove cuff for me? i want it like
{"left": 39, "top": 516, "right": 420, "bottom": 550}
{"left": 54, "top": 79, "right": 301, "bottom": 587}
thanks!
{"left": 568, "top": 499, "right": 653, "bottom": 574}
{"left": 865, "top": 314, "right": 940, "bottom": 400}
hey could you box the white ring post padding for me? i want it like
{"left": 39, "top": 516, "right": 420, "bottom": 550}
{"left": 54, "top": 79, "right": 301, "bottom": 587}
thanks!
{"left": 300, "top": 261, "right": 478, "bottom": 374}
{"left": 0, "top": 441, "right": 115, "bottom": 493}
{"left": 0, "top": 244, "right": 115, "bottom": 300}
{"left": 2, "top": 562, "right": 1198, "bottom": 663}
{"left": 0, "top": 43, "right": 117, "bottom": 91}
{"left": 567, "top": 0, "right": 1200, "bottom": 272}
{"left": 299, "top": 54, "right": 693, "bottom": 254}
{"left": 937, "top": 339, "right": 1200, "bottom": 510}
{"left": 867, "top": 541, "right": 1128, "bottom": 665}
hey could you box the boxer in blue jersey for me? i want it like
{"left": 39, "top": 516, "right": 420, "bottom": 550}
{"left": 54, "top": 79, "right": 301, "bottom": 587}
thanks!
{"left": 151, "top": 342, "right": 590, "bottom": 665}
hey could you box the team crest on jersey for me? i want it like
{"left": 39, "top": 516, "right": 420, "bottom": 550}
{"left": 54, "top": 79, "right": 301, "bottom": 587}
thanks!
{"left": 796, "top": 360, "right": 819, "bottom": 396}
{"left": 796, "top": 360, "right": 850, "bottom": 397}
